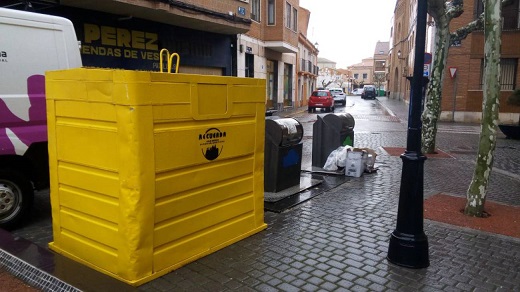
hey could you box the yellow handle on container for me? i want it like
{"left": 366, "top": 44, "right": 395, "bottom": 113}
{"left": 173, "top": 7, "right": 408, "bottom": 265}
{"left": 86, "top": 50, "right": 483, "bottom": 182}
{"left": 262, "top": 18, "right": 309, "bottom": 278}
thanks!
{"left": 159, "top": 49, "right": 180, "bottom": 73}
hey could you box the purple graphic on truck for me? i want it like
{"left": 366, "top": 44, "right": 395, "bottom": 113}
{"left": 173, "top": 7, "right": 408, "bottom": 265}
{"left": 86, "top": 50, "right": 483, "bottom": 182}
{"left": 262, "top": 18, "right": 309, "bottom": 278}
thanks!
{"left": 0, "top": 74, "right": 47, "bottom": 155}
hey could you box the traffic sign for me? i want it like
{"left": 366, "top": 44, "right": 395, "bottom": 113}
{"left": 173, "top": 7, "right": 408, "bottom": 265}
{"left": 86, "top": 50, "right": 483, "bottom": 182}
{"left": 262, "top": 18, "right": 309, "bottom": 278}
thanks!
{"left": 423, "top": 64, "right": 430, "bottom": 77}
{"left": 424, "top": 53, "right": 432, "bottom": 65}
{"left": 449, "top": 67, "right": 457, "bottom": 78}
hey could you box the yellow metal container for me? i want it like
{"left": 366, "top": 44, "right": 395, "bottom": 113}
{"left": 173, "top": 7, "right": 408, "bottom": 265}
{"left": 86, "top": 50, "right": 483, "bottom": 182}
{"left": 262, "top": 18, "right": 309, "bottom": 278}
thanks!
{"left": 45, "top": 68, "right": 267, "bottom": 286}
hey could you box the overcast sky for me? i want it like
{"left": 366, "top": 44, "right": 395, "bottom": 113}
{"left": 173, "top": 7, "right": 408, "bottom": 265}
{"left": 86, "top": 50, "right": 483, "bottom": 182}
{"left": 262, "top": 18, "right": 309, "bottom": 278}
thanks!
{"left": 299, "top": 0, "right": 396, "bottom": 68}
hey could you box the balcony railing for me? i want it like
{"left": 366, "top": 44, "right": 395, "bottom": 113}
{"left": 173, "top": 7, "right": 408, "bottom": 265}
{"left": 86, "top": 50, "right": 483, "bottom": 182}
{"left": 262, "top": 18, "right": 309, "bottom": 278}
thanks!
{"left": 299, "top": 59, "right": 317, "bottom": 75}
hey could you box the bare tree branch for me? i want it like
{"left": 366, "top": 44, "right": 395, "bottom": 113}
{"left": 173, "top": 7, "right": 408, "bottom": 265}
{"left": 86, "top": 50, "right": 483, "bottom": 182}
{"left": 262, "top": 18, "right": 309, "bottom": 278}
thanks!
{"left": 321, "top": 79, "right": 333, "bottom": 88}
{"left": 449, "top": 0, "right": 512, "bottom": 45}
{"left": 450, "top": 13, "right": 484, "bottom": 44}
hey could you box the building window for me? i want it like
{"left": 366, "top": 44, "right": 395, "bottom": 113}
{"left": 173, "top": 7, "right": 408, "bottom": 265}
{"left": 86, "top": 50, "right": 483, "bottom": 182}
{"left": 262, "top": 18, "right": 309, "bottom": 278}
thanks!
{"left": 251, "top": 0, "right": 260, "bottom": 22}
{"left": 267, "top": 60, "right": 277, "bottom": 109}
{"left": 480, "top": 58, "right": 518, "bottom": 90}
{"left": 286, "top": 2, "right": 291, "bottom": 28}
{"left": 502, "top": 0, "right": 520, "bottom": 29}
{"left": 268, "top": 0, "right": 275, "bottom": 25}
{"left": 354, "top": 73, "right": 359, "bottom": 79}
{"left": 363, "top": 73, "right": 368, "bottom": 79}
{"left": 476, "top": 0, "right": 519, "bottom": 29}
{"left": 292, "top": 7, "right": 297, "bottom": 30}
{"left": 500, "top": 59, "right": 518, "bottom": 90}
{"left": 284, "top": 3, "right": 297, "bottom": 30}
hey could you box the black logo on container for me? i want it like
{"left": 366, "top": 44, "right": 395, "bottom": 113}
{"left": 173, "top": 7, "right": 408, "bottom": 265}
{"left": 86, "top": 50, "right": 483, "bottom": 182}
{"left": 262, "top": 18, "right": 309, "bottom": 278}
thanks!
{"left": 199, "top": 128, "right": 226, "bottom": 161}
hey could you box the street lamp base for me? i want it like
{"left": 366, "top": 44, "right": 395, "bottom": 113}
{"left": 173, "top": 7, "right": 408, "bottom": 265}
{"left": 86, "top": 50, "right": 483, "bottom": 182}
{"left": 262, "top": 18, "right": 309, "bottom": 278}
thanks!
{"left": 387, "top": 230, "right": 429, "bottom": 268}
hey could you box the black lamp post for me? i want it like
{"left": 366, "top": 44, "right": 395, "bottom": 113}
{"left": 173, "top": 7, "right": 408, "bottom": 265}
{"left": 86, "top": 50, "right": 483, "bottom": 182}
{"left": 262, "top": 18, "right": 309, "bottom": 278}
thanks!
{"left": 387, "top": 0, "right": 430, "bottom": 268}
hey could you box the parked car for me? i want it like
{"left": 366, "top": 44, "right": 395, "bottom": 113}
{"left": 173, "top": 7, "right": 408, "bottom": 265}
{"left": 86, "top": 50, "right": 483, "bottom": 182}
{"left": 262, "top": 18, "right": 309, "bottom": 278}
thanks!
{"left": 308, "top": 90, "right": 334, "bottom": 113}
{"left": 352, "top": 88, "right": 364, "bottom": 95}
{"left": 328, "top": 88, "right": 346, "bottom": 105}
{"left": 361, "top": 86, "right": 377, "bottom": 99}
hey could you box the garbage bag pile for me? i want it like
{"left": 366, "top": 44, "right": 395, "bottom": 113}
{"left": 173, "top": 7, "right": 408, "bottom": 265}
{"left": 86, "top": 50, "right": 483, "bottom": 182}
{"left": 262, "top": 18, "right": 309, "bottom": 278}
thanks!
{"left": 323, "top": 146, "right": 377, "bottom": 175}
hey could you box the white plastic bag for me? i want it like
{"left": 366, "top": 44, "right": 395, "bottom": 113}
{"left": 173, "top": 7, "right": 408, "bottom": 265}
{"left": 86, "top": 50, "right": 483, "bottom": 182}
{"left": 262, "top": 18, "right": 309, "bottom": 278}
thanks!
{"left": 323, "top": 146, "right": 352, "bottom": 171}
{"left": 323, "top": 147, "right": 340, "bottom": 171}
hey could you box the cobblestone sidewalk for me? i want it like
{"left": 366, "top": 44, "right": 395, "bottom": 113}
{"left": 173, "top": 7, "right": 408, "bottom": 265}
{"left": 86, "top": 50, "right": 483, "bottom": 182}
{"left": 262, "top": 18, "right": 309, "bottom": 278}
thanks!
{"left": 4, "top": 97, "right": 520, "bottom": 291}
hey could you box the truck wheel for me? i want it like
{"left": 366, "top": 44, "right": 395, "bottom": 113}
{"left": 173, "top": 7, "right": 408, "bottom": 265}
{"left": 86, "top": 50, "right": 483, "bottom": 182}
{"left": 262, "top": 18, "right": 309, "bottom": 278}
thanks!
{"left": 0, "top": 170, "right": 34, "bottom": 230}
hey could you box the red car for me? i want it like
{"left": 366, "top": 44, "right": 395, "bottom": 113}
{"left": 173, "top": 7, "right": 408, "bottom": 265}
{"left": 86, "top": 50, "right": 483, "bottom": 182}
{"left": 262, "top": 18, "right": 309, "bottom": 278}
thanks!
{"left": 308, "top": 90, "right": 334, "bottom": 113}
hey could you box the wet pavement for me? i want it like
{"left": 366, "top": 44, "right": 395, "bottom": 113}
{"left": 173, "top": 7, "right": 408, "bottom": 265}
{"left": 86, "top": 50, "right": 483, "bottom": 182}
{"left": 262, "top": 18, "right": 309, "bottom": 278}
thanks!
{"left": 2, "top": 95, "right": 520, "bottom": 291}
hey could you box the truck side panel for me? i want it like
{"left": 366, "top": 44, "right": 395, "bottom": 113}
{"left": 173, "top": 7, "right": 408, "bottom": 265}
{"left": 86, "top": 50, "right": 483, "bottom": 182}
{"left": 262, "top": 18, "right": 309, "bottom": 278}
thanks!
{"left": 0, "top": 9, "right": 81, "bottom": 156}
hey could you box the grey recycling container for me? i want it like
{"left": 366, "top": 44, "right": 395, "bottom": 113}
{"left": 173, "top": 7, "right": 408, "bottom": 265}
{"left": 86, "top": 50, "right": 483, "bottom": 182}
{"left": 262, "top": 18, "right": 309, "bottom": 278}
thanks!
{"left": 312, "top": 113, "right": 355, "bottom": 168}
{"left": 264, "top": 117, "right": 304, "bottom": 192}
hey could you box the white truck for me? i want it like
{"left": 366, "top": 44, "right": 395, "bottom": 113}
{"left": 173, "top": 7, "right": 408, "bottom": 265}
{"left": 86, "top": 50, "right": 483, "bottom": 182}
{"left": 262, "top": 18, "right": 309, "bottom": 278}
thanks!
{"left": 0, "top": 8, "right": 82, "bottom": 229}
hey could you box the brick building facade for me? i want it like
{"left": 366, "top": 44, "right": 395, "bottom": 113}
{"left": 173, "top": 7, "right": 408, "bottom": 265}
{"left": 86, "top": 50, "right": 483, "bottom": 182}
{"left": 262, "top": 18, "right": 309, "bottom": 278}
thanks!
{"left": 388, "top": 0, "right": 520, "bottom": 123}
{"left": 445, "top": 0, "right": 520, "bottom": 123}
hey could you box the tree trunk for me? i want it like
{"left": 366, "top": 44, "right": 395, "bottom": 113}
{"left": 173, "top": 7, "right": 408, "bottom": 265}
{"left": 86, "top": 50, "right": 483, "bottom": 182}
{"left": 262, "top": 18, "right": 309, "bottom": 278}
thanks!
{"left": 421, "top": 15, "right": 450, "bottom": 154}
{"left": 464, "top": 0, "right": 502, "bottom": 217}
{"left": 420, "top": 0, "right": 485, "bottom": 154}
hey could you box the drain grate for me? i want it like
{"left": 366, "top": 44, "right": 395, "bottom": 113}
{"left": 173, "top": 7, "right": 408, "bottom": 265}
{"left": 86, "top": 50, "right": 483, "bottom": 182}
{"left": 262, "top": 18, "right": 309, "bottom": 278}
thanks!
{"left": 0, "top": 249, "right": 80, "bottom": 292}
